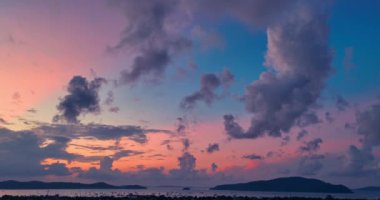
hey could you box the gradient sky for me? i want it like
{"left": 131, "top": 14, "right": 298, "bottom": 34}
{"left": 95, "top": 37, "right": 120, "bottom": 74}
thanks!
{"left": 0, "top": 0, "right": 380, "bottom": 188}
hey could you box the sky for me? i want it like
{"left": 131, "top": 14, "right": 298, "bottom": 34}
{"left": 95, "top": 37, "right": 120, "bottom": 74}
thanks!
{"left": 0, "top": 0, "right": 380, "bottom": 188}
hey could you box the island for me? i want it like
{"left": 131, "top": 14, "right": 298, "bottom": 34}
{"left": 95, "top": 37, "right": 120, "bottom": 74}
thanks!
{"left": 0, "top": 180, "right": 146, "bottom": 190}
{"left": 355, "top": 186, "right": 380, "bottom": 192}
{"left": 210, "top": 177, "right": 352, "bottom": 193}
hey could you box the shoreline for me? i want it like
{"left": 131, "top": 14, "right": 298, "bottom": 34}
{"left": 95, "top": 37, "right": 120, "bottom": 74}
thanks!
{"left": 0, "top": 195, "right": 369, "bottom": 200}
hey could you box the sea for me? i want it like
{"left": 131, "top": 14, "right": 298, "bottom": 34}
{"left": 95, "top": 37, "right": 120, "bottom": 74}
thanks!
{"left": 0, "top": 187, "right": 379, "bottom": 199}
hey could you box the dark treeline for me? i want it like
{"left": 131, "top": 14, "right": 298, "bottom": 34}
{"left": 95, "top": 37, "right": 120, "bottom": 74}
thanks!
{"left": 0, "top": 195, "right": 371, "bottom": 200}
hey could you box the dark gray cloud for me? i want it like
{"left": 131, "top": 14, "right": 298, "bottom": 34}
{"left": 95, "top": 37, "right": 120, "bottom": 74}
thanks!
{"left": 70, "top": 143, "right": 122, "bottom": 152}
{"left": 266, "top": 151, "right": 284, "bottom": 158}
{"left": 333, "top": 102, "right": 380, "bottom": 177}
{"left": 298, "top": 154, "right": 324, "bottom": 175}
{"left": 345, "top": 145, "right": 376, "bottom": 176}
{"left": 242, "top": 153, "right": 263, "bottom": 160}
{"left": 176, "top": 117, "right": 186, "bottom": 134}
{"left": 223, "top": 114, "right": 245, "bottom": 139}
{"left": 336, "top": 95, "right": 350, "bottom": 111}
{"left": 224, "top": 2, "right": 332, "bottom": 139}
{"left": 180, "top": 69, "right": 234, "bottom": 110}
{"left": 344, "top": 122, "right": 356, "bottom": 130}
{"left": 104, "top": 91, "right": 120, "bottom": 113}
{"left": 0, "top": 128, "right": 76, "bottom": 177}
{"left": 299, "top": 138, "right": 323, "bottom": 154}
{"left": 54, "top": 76, "right": 106, "bottom": 123}
{"left": 356, "top": 103, "right": 380, "bottom": 146}
{"left": 34, "top": 123, "right": 172, "bottom": 144}
{"left": 296, "top": 112, "right": 321, "bottom": 128}
{"left": 182, "top": 138, "right": 190, "bottom": 152}
{"left": 211, "top": 162, "right": 218, "bottom": 172}
{"left": 109, "top": 0, "right": 191, "bottom": 85}
{"left": 112, "top": 150, "right": 143, "bottom": 160}
{"left": 297, "top": 129, "right": 308, "bottom": 141}
{"left": 332, "top": 145, "right": 378, "bottom": 177}
{"left": 161, "top": 139, "right": 174, "bottom": 151}
{"left": 45, "top": 162, "right": 71, "bottom": 176}
{"left": 325, "top": 111, "right": 334, "bottom": 123}
{"left": 79, "top": 151, "right": 228, "bottom": 186}
{"left": 206, "top": 143, "right": 220, "bottom": 154}
{"left": 280, "top": 135, "right": 290, "bottom": 146}
{"left": 177, "top": 152, "right": 196, "bottom": 172}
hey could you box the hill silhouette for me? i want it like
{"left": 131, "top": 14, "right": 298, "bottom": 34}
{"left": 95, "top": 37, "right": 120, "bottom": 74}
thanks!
{"left": 0, "top": 180, "right": 146, "bottom": 189}
{"left": 211, "top": 177, "right": 352, "bottom": 193}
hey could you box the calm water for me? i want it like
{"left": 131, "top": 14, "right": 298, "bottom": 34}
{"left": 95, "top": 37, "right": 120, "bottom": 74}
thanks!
{"left": 0, "top": 187, "right": 379, "bottom": 199}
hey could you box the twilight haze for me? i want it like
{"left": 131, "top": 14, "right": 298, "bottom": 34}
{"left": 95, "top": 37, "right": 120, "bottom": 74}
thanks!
{"left": 0, "top": 0, "right": 379, "bottom": 188}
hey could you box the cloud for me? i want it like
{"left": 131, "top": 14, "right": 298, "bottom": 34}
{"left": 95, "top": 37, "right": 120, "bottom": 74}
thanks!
{"left": 45, "top": 162, "right": 71, "bottom": 176}
{"left": 54, "top": 76, "right": 106, "bottom": 123}
{"left": 180, "top": 69, "right": 234, "bottom": 110}
{"left": 336, "top": 95, "right": 350, "bottom": 111}
{"left": 0, "top": 128, "right": 76, "bottom": 177}
{"left": 109, "top": 0, "right": 296, "bottom": 87}
{"left": 296, "top": 112, "right": 321, "bottom": 128}
{"left": 161, "top": 139, "right": 174, "bottom": 150}
{"left": 299, "top": 138, "right": 323, "bottom": 154}
{"left": 211, "top": 163, "right": 218, "bottom": 172}
{"left": 356, "top": 103, "right": 380, "bottom": 147}
{"left": 224, "top": 2, "right": 332, "bottom": 139}
{"left": 220, "top": 68, "right": 235, "bottom": 87}
{"left": 298, "top": 154, "right": 325, "bottom": 175}
{"left": 176, "top": 117, "right": 186, "bottom": 134}
{"left": 325, "top": 111, "right": 334, "bottom": 123}
{"left": 177, "top": 152, "right": 196, "bottom": 172}
{"left": 242, "top": 153, "right": 263, "bottom": 160}
{"left": 109, "top": 0, "right": 192, "bottom": 85}
{"left": 223, "top": 114, "right": 246, "bottom": 139}
{"left": 206, "top": 143, "right": 220, "bottom": 153}
{"left": 0, "top": 117, "right": 11, "bottom": 125}
{"left": 297, "top": 129, "right": 308, "bottom": 141}
{"left": 109, "top": 107, "right": 120, "bottom": 113}
{"left": 333, "top": 102, "right": 380, "bottom": 177}
{"left": 280, "top": 135, "right": 291, "bottom": 146}
{"left": 182, "top": 138, "right": 190, "bottom": 152}
{"left": 34, "top": 123, "right": 172, "bottom": 144}
{"left": 27, "top": 108, "right": 37, "bottom": 113}
{"left": 79, "top": 151, "right": 228, "bottom": 186}
{"left": 112, "top": 150, "right": 143, "bottom": 160}
{"left": 332, "top": 145, "right": 378, "bottom": 177}
{"left": 191, "top": 26, "right": 224, "bottom": 50}
{"left": 266, "top": 151, "right": 284, "bottom": 158}
{"left": 104, "top": 91, "right": 120, "bottom": 113}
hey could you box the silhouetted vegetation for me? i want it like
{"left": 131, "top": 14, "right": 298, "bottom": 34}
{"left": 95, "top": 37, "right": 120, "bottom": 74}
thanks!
{"left": 0, "top": 195, "right": 371, "bottom": 200}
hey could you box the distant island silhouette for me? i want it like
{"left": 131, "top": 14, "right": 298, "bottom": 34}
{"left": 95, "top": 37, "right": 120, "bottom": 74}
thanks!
{"left": 355, "top": 186, "right": 380, "bottom": 192}
{"left": 211, "top": 177, "right": 352, "bottom": 193}
{"left": 0, "top": 180, "right": 146, "bottom": 190}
